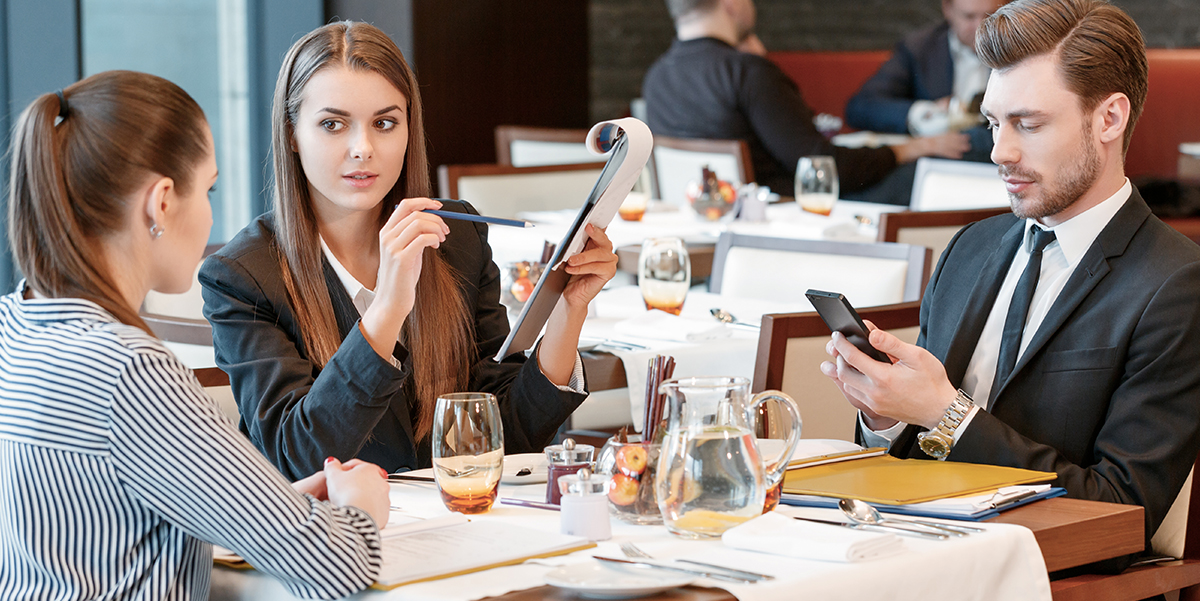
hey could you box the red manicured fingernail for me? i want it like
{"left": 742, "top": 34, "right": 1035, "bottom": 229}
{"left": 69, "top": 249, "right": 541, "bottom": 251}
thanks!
{"left": 325, "top": 456, "right": 335, "bottom": 464}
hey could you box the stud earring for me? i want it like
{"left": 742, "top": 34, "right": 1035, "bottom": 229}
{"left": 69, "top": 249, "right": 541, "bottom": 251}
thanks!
{"left": 149, "top": 223, "right": 165, "bottom": 239}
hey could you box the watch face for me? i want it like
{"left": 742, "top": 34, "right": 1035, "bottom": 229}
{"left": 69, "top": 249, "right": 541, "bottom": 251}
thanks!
{"left": 919, "top": 434, "right": 950, "bottom": 458}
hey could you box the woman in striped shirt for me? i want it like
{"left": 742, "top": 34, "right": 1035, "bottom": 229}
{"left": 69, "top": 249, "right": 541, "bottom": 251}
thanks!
{"left": 0, "top": 71, "right": 390, "bottom": 599}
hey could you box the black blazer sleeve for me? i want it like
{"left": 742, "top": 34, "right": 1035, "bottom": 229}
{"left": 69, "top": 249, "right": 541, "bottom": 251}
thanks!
{"left": 845, "top": 22, "right": 954, "bottom": 134}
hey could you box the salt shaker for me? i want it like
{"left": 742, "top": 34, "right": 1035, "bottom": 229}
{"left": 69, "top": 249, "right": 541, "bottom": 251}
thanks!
{"left": 558, "top": 468, "right": 611, "bottom": 541}
{"left": 544, "top": 438, "right": 594, "bottom": 504}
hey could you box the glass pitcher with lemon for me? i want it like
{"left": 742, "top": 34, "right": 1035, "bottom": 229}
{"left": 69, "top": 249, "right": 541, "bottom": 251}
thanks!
{"left": 655, "top": 377, "right": 802, "bottom": 538}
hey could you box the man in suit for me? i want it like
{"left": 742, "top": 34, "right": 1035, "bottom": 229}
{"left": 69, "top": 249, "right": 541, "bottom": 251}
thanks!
{"left": 824, "top": 0, "right": 1200, "bottom": 555}
{"left": 643, "top": 0, "right": 970, "bottom": 202}
{"left": 846, "top": 0, "right": 1007, "bottom": 137}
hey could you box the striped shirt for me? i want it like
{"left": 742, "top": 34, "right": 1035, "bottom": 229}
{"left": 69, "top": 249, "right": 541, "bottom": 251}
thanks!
{"left": 0, "top": 287, "right": 382, "bottom": 600}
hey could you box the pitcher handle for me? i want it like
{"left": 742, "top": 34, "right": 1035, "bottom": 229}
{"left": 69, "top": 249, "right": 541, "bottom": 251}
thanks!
{"left": 749, "top": 390, "right": 803, "bottom": 488}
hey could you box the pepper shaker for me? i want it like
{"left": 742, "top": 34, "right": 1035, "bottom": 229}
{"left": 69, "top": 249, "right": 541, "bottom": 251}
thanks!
{"left": 544, "top": 438, "right": 594, "bottom": 504}
{"left": 558, "top": 468, "right": 611, "bottom": 541}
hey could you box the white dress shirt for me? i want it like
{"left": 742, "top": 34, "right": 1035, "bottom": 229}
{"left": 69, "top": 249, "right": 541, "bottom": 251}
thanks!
{"left": 861, "top": 179, "right": 1133, "bottom": 448}
{"left": 906, "top": 31, "right": 992, "bottom": 135}
{"left": 319, "top": 238, "right": 585, "bottom": 392}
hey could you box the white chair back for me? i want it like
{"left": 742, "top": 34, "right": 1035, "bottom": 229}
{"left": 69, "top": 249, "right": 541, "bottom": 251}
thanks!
{"left": 509, "top": 140, "right": 596, "bottom": 167}
{"left": 910, "top": 158, "right": 1009, "bottom": 211}
{"left": 653, "top": 145, "right": 744, "bottom": 206}
{"left": 441, "top": 163, "right": 605, "bottom": 219}
{"left": 710, "top": 234, "right": 929, "bottom": 308}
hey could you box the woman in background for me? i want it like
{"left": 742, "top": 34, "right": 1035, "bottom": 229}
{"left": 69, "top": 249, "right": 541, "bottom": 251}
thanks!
{"left": 200, "top": 22, "right": 617, "bottom": 479}
{"left": 0, "top": 70, "right": 388, "bottom": 600}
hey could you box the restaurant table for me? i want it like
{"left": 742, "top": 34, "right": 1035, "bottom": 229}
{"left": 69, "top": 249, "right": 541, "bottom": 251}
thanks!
{"left": 210, "top": 476, "right": 1143, "bottom": 601}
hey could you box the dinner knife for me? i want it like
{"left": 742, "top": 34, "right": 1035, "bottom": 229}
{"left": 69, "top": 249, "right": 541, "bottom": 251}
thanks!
{"left": 791, "top": 516, "right": 949, "bottom": 540}
{"left": 592, "top": 555, "right": 764, "bottom": 583}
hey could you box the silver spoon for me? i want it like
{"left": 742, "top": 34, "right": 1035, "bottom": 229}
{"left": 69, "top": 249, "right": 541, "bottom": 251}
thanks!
{"left": 838, "top": 498, "right": 961, "bottom": 538}
{"left": 709, "top": 308, "right": 760, "bottom": 330}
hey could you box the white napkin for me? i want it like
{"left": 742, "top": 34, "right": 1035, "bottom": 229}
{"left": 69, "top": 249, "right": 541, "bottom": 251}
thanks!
{"left": 722, "top": 512, "right": 903, "bottom": 563}
{"left": 613, "top": 310, "right": 732, "bottom": 342}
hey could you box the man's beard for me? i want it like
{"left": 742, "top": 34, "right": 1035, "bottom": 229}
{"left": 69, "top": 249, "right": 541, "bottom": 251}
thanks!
{"left": 1003, "top": 124, "right": 1101, "bottom": 221}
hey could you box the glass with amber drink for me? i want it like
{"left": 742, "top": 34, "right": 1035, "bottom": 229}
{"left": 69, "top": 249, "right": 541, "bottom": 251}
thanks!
{"left": 638, "top": 237, "right": 690, "bottom": 315}
{"left": 432, "top": 392, "right": 504, "bottom": 514}
{"left": 795, "top": 155, "right": 839, "bottom": 216}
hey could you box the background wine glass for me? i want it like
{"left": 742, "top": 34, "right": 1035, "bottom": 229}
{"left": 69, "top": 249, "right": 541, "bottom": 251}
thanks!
{"left": 638, "top": 237, "right": 691, "bottom": 315}
{"left": 795, "top": 155, "right": 839, "bottom": 216}
{"left": 432, "top": 392, "right": 504, "bottom": 514}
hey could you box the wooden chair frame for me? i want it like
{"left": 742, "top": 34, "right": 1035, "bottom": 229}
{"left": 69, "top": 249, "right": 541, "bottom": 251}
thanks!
{"left": 649, "top": 135, "right": 754, "bottom": 201}
{"left": 437, "top": 161, "right": 606, "bottom": 200}
{"left": 494, "top": 125, "right": 590, "bottom": 166}
{"left": 709, "top": 233, "right": 932, "bottom": 304}
{"left": 876, "top": 208, "right": 1012, "bottom": 244}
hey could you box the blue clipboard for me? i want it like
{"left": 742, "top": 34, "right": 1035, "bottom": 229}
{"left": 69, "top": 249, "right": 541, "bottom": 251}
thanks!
{"left": 779, "top": 487, "right": 1068, "bottom": 521}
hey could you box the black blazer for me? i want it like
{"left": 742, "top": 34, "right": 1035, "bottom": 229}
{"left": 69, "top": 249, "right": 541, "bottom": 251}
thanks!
{"left": 889, "top": 189, "right": 1200, "bottom": 546}
{"left": 198, "top": 201, "right": 587, "bottom": 480}
{"left": 845, "top": 21, "right": 954, "bottom": 134}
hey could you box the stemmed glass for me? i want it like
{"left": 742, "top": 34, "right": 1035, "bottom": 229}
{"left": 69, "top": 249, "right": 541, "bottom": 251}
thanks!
{"left": 638, "top": 237, "right": 691, "bottom": 315}
{"left": 432, "top": 392, "right": 504, "bottom": 514}
{"left": 795, "top": 156, "right": 839, "bottom": 216}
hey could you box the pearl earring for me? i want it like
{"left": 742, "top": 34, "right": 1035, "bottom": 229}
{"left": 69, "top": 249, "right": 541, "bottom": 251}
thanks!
{"left": 149, "top": 223, "right": 165, "bottom": 239}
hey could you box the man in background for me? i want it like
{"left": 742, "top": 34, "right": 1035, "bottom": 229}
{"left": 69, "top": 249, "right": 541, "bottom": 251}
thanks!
{"left": 846, "top": 0, "right": 1007, "bottom": 140}
{"left": 643, "top": 0, "right": 969, "bottom": 201}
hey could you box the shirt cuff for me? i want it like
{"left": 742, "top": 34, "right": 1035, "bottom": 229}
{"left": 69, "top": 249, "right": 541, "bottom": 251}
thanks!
{"left": 951, "top": 405, "right": 980, "bottom": 446}
{"left": 544, "top": 352, "right": 586, "bottom": 394}
{"left": 858, "top": 412, "right": 908, "bottom": 448}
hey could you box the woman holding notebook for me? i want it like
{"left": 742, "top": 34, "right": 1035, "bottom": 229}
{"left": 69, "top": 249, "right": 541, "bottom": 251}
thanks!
{"left": 0, "top": 70, "right": 388, "bottom": 598}
{"left": 199, "top": 21, "right": 618, "bottom": 480}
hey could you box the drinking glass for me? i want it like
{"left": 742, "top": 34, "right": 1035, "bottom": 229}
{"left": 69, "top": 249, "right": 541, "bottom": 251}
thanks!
{"left": 432, "top": 392, "right": 504, "bottom": 514}
{"left": 638, "top": 237, "right": 691, "bottom": 316}
{"left": 795, "top": 156, "right": 839, "bottom": 216}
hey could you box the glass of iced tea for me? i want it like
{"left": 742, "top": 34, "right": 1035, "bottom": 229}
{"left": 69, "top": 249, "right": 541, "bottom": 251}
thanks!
{"left": 638, "top": 237, "right": 690, "bottom": 315}
{"left": 795, "top": 155, "right": 839, "bottom": 216}
{"left": 432, "top": 392, "right": 504, "bottom": 514}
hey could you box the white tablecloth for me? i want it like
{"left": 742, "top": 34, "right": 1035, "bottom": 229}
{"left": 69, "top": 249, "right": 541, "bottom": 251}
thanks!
{"left": 211, "top": 478, "right": 1052, "bottom": 601}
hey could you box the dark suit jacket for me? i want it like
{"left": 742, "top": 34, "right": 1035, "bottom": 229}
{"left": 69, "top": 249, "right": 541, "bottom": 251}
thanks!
{"left": 198, "top": 201, "right": 587, "bottom": 480}
{"left": 845, "top": 22, "right": 954, "bottom": 134}
{"left": 888, "top": 189, "right": 1200, "bottom": 549}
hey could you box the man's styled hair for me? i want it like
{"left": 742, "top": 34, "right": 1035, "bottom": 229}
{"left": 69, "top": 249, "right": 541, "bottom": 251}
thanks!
{"left": 666, "top": 0, "right": 720, "bottom": 21}
{"left": 976, "top": 0, "right": 1147, "bottom": 153}
{"left": 979, "top": 0, "right": 1147, "bottom": 152}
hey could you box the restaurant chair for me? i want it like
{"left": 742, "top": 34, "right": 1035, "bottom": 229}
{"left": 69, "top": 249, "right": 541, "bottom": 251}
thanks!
{"left": 437, "top": 162, "right": 606, "bottom": 219}
{"left": 909, "top": 157, "right": 1009, "bottom": 212}
{"left": 493, "top": 125, "right": 594, "bottom": 167}
{"left": 709, "top": 233, "right": 932, "bottom": 308}
{"left": 649, "top": 136, "right": 754, "bottom": 206}
{"left": 750, "top": 301, "right": 921, "bottom": 441}
{"left": 877, "top": 207, "right": 1011, "bottom": 265}
{"left": 1050, "top": 452, "right": 1200, "bottom": 601}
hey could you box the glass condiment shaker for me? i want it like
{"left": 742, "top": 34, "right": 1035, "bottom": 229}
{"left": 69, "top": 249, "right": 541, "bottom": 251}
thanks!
{"left": 545, "top": 438, "right": 594, "bottom": 504}
{"left": 558, "top": 468, "right": 611, "bottom": 541}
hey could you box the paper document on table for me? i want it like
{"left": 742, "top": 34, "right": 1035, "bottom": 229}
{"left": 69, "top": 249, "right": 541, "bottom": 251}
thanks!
{"left": 373, "top": 520, "right": 594, "bottom": 589}
{"left": 782, "top": 454, "right": 1056, "bottom": 505}
{"left": 497, "top": 118, "right": 653, "bottom": 360}
{"left": 781, "top": 485, "right": 1066, "bottom": 521}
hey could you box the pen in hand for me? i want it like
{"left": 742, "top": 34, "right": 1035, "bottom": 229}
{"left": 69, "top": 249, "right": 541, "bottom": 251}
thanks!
{"left": 393, "top": 200, "right": 534, "bottom": 229}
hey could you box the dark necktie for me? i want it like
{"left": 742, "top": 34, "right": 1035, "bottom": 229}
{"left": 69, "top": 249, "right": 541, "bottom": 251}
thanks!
{"left": 991, "top": 227, "right": 1057, "bottom": 403}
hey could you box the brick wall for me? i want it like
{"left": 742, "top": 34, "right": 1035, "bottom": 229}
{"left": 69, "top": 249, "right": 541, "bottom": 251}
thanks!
{"left": 589, "top": 0, "right": 1200, "bottom": 123}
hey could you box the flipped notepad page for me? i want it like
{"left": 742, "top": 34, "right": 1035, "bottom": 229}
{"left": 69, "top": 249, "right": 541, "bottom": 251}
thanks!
{"left": 373, "top": 520, "right": 595, "bottom": 590}
{"left": 782, "top": 454, "right": 1056, "bottom": 505}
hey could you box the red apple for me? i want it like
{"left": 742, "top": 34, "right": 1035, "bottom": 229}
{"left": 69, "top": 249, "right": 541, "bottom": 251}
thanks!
{"left": 615, "top": 444, "right": 648, "bottom": 476}
{"left": 608, "top": 473, "right": 639, "bottom": 506}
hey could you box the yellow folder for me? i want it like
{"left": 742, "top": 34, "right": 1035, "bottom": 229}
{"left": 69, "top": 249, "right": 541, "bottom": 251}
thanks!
{"left": 782, "top": 454, "right": 1056, "bottom": 505}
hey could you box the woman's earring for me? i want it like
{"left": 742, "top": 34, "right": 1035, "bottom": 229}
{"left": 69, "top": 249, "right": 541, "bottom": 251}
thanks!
{"left": 149, "top": 223, "right": 165, "bottom": 239}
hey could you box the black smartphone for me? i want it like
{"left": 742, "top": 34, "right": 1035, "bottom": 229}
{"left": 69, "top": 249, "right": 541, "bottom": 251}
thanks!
{"left": 804, "top": 289, "right": 892, "bottom": 364}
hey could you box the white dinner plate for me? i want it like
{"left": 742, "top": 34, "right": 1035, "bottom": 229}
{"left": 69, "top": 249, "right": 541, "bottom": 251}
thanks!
{"left": 544, "top": 561, "right": 695, "bottom": 599}
{"left": 500, "top": 453, "right": 548, "bottom": 484}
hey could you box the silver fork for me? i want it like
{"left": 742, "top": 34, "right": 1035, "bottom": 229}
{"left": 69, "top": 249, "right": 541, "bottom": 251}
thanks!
{"left": 619, "top": 543, "right": 774, "bottom": 582}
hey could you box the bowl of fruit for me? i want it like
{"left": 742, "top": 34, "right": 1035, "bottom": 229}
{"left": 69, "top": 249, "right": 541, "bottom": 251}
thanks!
{"left": 684, "top": 166, "right": 737, "bottom": 222}
{"left": 595, "top": 434, "right": 662, "bottom": 525}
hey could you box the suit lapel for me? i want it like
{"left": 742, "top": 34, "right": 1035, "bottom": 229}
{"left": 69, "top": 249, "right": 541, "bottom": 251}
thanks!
{"left": 990, "top": 190, "right": 1151, "bottom": 405}
{"left": 942, "top": 220, "right": 1025, "bottom": 385}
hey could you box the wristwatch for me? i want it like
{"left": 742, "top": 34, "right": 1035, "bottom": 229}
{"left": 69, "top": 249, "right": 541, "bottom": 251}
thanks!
{"left": 917, "top": 389, "right": 975, "bottom": 460}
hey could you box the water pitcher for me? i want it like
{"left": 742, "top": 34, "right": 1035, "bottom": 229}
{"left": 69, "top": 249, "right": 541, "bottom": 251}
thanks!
{"left": 655, "top": 377, "right": 802, "bottom": 538}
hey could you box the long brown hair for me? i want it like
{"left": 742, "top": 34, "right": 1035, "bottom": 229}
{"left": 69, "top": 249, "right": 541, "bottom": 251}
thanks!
{"left": 271, "top": 21, "right": 473, "bottom": 440}
{"left": 975, "top": 0, "right": 1147, "bottom": 154}
{"left": 7, "top": 70, "right": 209, "bottom": 334}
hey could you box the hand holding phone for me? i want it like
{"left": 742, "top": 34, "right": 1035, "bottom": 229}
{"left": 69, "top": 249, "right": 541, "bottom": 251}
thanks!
{"left": 805, "top": 289, "right": 892, "bottom": 364}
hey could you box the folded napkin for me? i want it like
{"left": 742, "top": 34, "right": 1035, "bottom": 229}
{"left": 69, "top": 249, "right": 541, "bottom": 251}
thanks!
{"left": 613, "top": 311, "right": 731, "bottom": 342}
{"left": 722, "top": 512, "right": 902, "bottom": 563}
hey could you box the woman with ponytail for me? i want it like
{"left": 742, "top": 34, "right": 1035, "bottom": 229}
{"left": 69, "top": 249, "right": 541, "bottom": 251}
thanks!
{"left": 199, "top": 21, "right": 617, "bottom": 480}
{"left": 0, "top": 71, "right": 389, "bottom": 599}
